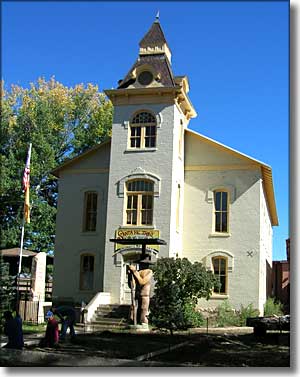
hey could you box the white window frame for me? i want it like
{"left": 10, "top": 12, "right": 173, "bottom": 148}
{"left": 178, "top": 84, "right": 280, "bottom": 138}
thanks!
{"left": 213, "top": 189, "right": 230, "bottom": 234}
{"left": 79, "top": 253, "right": 95, "bottom": 291}
{"left": 125, "top": 179, "right": 154, "bottom": 226}
{"left": 212, "top": 256, "right": 228, "bottom": 295}
{"left": 128, "top": 111, "right": 157, "bottom": 149}
{"left": 83, "top": 191, "right": 98, "bottom": 232}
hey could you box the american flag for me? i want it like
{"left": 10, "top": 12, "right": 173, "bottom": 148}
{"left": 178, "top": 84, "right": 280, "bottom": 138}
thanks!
{"left": 22, "top": 144, "right": 32, "bottom": 223}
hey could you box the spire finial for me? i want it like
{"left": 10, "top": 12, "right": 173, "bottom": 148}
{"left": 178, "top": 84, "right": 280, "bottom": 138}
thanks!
{"left": 155, "top": 11, "right": 160, "bottom": 23}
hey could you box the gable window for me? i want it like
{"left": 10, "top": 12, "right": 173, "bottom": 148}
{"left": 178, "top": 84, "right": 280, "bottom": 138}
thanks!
{"left": 212, "top": 256, "right": 227, "bottom": 294}
{"left": 130, "top": 111, "right": 156, "bottom": 149}
{"left": 214, "top": 190, "right": 229, "bottom": 233}
{"left": 80, "top": 254, "right": 94, "bottom": 290}
{"left": 83, "top": 192, "right": 98, "bottom": 232}
{"left": 126, "top": 180, "right": 154, "bottom": 226}
{"left": 138, "top": 71, "right": 154, "bottom": 86}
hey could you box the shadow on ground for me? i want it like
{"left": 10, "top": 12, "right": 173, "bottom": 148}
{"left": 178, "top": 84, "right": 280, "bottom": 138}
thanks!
{"left": 1, "top": 330, "right": 290, "bottom": 367}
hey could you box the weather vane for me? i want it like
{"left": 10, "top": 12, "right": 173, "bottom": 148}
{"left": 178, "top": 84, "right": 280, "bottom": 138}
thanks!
{"left": 155, "top": 10, "right": 160, "bottom": 22}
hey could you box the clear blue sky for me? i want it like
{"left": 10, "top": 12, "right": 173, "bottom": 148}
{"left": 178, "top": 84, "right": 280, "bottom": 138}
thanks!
{"left": 2, "top": 1, "right": 289, "bottom": 260}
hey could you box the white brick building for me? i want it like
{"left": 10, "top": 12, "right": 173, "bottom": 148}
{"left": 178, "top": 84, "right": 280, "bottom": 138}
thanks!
{"left": 52, "top": 19, "right": 278, "bottom": 315}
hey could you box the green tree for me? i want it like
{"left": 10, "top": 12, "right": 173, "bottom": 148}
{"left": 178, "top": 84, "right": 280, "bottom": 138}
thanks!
{"left": 0, "top": 257, "right": 16, "bottom": 314}
{"left": 149, "top": 257, "right": 218, "bottom": 334}
{"left": 0, "top": 77, "right": 113, "bottom": 253}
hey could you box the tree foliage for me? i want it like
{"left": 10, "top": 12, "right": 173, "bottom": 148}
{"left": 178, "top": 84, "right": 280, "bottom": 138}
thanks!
{"left": 0, "top": 257, "right": 16, "bottom": 314}
{"left": 149, "top": 257, "right": 218, "bottom": 333}
{"left": 0, "top": 77, "right": 113, "bottom": 253}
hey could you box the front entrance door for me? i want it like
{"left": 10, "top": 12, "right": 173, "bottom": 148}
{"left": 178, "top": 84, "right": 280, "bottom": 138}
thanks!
{"left": 121, "top": 260, "right": 133, "bottom": 304}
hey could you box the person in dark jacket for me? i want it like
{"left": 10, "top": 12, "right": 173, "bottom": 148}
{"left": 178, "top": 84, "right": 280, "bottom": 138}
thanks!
{"left": 52, "top": 305, "right": 76, "bottom": 340}
{"left": 2, "top": 311, "right": 24, "bottom": 349}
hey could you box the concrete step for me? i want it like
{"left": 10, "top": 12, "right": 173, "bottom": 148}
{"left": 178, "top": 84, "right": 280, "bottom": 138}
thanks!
{"left": 92, "top": 317, "right": 126, "bottom": 324}
{"left": 95, "top": 304, "right": 130, "bottom": 319}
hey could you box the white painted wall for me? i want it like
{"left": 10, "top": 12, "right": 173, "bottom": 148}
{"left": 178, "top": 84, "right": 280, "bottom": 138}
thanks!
{"left": 183, "top": 132, "right": 269, "bottom": 312}
{"left": 53, "top": 145, "right": 110, "bottom": 305}
{"left": 103, "top": 102, "right": 189, "bottom": 303}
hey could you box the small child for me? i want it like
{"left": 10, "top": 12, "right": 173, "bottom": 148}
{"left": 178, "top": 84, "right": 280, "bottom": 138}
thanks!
{"left": 43, "top": 310, "right": 59, "bottom": 347}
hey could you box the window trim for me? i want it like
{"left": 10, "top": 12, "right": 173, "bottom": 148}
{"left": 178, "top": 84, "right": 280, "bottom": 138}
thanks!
{"left": 128, "top": 111, "right": 157, "bottom": 150}
{"left": 82, "top": 191, "right": 98, "bottom": 233}
{"left": 212, "top": 256, "right": 228, "bottom": 295}
{"left": 79, "top": 253, "right": 95, "bottom": 291}
{"left": 124, "top": 179, "right": 154, "bottom": 226}
{"left": 213, "top": 189, "right": 230, "bottom": 234}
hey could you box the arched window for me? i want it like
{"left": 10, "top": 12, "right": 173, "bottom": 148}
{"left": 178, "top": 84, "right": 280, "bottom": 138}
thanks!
{"left": 212, "top": 256, "right": 227, "bottom": 294}
{"left": 130, "top": 111, "right": 156, "bottom": 149}
{"left": 80, "top": 254, "right": 94, "bottom": 290}
{"left": 83, "top": 191, "right": 98, "bottom": 232}
{"left": 126, "top": 179, "right": 154, "bottom": 226}
{"left": 213, "top": 190, "right": 229, "bottom": 233}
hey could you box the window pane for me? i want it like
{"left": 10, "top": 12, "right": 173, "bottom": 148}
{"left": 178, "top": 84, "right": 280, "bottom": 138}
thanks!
{"left": 222, "top": 192, "right": 228, "bottom": 211}
{"left": 80, "top": 255, "right": 94, "bottom": 290}
{"left": 132, "top": 112, "right": 156, "bottom": 124}
{"left": 215, "top": 192, "right": 221, "bottom": 211}
{"left": 127, "top": 180, "right": 154, "bottom": 192}
{"left": 221, "top": 213, "right": 227, "bottom": 232}
{"left": 215, "top": 213, "right": 221, "bottom": 232}
{"left": 220, "top": 258, "right": 226, "bottom": 273}
{"left": 213, "top": 277, "right": 221, "bottom": 293}
{"left": 213, "top": 258, "right": 219, "bottom": 273}
{"left": 220, "top": 276, "right": 226, "bottom": 293}
{"left": 84, "top": 192, "right": 97, "bottom": 231}
{"left": 213, "top": 257, "right": 227, "bottom": 294}
{"left": 126, "top": 211, "right": 131, "bottom": 224}
{"left": 133, "top": 195, "right": 138, "bottom": 208}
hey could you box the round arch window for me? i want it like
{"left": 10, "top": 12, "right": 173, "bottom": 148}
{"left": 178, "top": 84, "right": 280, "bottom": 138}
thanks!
{"left": 138, "top": 71, "right": 153, "bottom": 86}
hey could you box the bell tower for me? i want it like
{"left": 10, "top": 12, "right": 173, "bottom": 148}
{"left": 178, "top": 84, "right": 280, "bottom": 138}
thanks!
{"left": 103, "top": 18, "right": 197, "bottom": 303}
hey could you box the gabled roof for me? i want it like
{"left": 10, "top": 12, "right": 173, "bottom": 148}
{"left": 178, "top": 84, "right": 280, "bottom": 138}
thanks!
{"left": 0, "top": 248, "right": 37, "bottom": 257}
{"left": 185, "top": 128, "right": 279, "bottom": 226}
{"left": 139, "top": 20, "right": 168, "bottom": 48}
{"left": 51, "top": 139, "right": 111, "bottom": 177}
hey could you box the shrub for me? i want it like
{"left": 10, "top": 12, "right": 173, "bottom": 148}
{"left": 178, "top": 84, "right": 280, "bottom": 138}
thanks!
{"left": 264, "top": 297, "right": 284, "bottom": 316}
{"left": 238, "top": 303, "right": 260, "bottom": 326}
{"left": 149, "top": 257, "right": 217, "bottom": 334}
{"left": 215, "top": 300, "right": 239, "bottom": 327}
{"left": 183, "top": 303, "right": 205, "bottom": 328}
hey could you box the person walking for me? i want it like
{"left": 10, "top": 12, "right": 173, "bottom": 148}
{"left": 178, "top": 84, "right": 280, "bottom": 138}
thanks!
{"left": 2, "top": 311, "right": 24, "bottom": 349}
{"left": 52, "top": 305, "right": 76, "bottom": 340}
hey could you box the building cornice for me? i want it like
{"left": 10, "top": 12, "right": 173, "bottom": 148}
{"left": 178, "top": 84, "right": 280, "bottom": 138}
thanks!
{"left": 104, "top": 86, "right": 197, "bottom": 120}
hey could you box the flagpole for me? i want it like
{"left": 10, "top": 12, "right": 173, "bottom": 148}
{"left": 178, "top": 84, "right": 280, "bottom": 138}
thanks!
{"left": 17, "top": 143, "right": 32, "bottom": 312}
{"left": 18, "top": 215, "right": 26, "bottom": 275}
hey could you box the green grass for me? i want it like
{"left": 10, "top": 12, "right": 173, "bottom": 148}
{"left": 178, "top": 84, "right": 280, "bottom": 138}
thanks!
{"left": 22, "top": 322, "right": 46, "bottom": 334}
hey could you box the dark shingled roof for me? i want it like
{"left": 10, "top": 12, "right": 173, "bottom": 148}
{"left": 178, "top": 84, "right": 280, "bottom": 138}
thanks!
{"left": 0, "top": 248, "right": 37, "bottom": 257}
{"left": 118, "top": 54, "right": 176, "bottom": 89}
{"left": 139, "top": 21, "right": 167, "bottom": 47}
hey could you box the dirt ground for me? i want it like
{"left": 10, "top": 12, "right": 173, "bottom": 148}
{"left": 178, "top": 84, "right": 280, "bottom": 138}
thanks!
{"left": 4, "top": 329, "right": 288, "bottom": 367}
